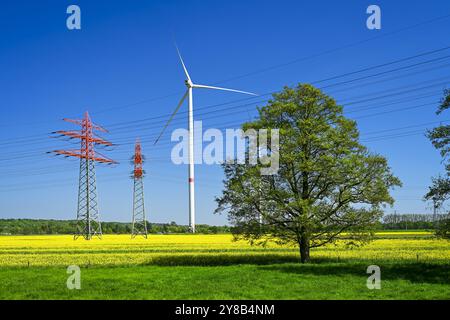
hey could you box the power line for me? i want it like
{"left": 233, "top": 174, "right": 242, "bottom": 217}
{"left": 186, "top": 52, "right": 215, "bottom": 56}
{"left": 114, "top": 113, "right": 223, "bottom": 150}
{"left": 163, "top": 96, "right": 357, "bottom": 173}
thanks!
{"left": 54, "top": 14, "right": 450, "bottom": 117}
{"left": 1, "top": 49, "right": 450, "bottom": 161}
{"left": 319, "top": 54, "right": 450, "bottom": 90}
{"left": 3, "top": 36, "right": 450, "bottom": 130}
{"left": 211, "top": 14, "right": 450, "bottom": 85}
{"left": 98, "top": 45, "right": 450, "bottom": 130}
{"left": 54, "top": 74, "right": 450, "bottom": 138}
{"left": 0, "top": 93, "right": 444, "bottom": 161}
{"left": 59, "top": 47, "right": 450, "bottom": 130}
{"left": 0, "top": 112, "right": 443, "bottom": 175}
{"left": 49, "top": 91, "right": 450, "bottom": 147}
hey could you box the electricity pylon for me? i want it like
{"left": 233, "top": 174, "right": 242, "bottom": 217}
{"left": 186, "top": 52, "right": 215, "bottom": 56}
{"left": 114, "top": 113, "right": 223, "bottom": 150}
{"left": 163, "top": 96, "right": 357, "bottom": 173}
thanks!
{"left": 50, "top": 111, "right": 116, "bottom": 240}
{"left": 131, "top": 139, "right": 148, "bottom": 238}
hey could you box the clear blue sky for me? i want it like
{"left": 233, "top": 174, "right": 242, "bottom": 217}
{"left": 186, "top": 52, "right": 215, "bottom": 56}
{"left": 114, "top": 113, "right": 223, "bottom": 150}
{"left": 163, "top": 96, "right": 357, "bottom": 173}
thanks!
{"left": 1, "top": 0, "right": 449, "bottom": 225}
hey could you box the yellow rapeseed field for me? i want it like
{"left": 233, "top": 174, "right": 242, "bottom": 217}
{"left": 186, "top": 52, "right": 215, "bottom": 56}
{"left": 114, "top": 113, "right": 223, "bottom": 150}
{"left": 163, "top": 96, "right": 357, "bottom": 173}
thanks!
{"left": 0, "top": 232, "right": 448, "bottom": 267}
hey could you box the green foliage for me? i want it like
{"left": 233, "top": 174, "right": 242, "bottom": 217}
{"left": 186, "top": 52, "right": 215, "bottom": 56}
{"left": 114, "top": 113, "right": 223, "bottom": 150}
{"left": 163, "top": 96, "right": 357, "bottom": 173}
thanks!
{"left": 0, "top": 219, "right": 230, "bottom": 235}
{"left": 425, "top": 89, "right": 450, "bottom": 238}
{"left": 382, "top": 221, "right": 435, "bottom": 230}
{"left": 436, "top": 88, "right": 450, "bottom": 115}
{"left": 382, "top": 213, "right": 448, "bottom": 230}
{"left": 435, "top": 218, "right": 450, "bottom": 239}
{"left": 424, "top": 176, "right": 450, "bottom": 207}
{"left": 0, "top": 219, "right": 77, "bottom": 235}
{"left": 426, "top": 89, "right": 450, "bottom": 177}
{"left": 216, "top": 84, "right": 401, "bottom": 263}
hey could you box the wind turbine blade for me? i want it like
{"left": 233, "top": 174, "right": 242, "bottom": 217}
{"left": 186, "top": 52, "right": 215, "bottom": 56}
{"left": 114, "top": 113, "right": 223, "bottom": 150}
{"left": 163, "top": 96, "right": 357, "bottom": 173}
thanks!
{"left": 193, "top": 84, "right": 258, "bottom": 96}
{"left": 154, "top": 90, "right": 189, "bottom": 145}
{"left": 175, "top": 45, "right": 191, "bottom": 82}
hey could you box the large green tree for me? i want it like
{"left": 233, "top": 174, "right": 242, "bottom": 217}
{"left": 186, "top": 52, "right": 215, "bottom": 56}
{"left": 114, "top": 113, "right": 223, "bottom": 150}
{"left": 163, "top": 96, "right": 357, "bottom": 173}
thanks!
{"left": 216, "top": 84, "right": 401, "bottom": 263}
{"left": 425, "top": 89, "right": 450, "bottom": 239}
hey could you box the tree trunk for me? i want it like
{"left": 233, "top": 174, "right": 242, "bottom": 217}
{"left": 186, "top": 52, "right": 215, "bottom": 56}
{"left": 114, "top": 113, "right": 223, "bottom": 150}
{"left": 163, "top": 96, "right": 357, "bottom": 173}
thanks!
{"left": 299, "top": 235, "right": 310, "bottom": 263}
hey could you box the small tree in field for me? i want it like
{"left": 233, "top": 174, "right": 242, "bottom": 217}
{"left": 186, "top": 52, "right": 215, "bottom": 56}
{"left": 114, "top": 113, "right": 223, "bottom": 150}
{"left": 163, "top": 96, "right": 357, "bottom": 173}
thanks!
{"left": 215, "top": 84, "right": 401, "bottom": 263}
{"left": 425, "top": 89, "right": 450, "bottom": 239}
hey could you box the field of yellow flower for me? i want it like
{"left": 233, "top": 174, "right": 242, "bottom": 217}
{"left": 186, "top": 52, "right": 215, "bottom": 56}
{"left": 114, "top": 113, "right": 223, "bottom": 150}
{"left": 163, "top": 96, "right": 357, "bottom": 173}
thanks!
{"left": 0, "top": 232, "right": 449, "bottom": 299}
{"left": 0, "top": 232, "right": 448, "bottom": 267}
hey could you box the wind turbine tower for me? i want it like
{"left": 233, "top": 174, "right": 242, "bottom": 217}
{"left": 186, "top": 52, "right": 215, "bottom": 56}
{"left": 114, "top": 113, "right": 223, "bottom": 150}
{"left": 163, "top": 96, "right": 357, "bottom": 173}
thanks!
{"left": 154, "top": 46, "right": 257, "bottom": 233}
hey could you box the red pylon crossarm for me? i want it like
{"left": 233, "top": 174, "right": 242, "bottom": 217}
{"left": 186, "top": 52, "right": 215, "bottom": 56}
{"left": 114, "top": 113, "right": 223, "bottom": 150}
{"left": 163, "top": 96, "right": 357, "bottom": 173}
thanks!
{"left": 53, "top": 130, "right": 114, "bottom": 146}
{"left": 50, "top": 111, "right": 117, "bottom": 164}
{"left": 63, "top": 118, "right": 109, "bottom": 133}
{"left": 52, "top": 149, "right": 117, "bottom": 164}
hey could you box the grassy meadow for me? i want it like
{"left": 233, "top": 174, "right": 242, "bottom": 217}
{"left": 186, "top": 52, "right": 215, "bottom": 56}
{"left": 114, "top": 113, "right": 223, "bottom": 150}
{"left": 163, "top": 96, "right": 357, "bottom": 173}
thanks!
{"left": 0, "top": 232, "right": 449, "bottom": 299}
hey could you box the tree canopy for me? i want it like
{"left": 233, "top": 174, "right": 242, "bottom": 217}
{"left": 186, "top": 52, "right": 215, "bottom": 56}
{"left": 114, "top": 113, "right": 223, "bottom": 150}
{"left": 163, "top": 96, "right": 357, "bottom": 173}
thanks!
{"left": 216, "top": 84, "right": 401, "bottom": 262}
{"left": 425, "top": 88, "right": 450, "bottom": 239}
{"left": 0, "top": 219, "right": 230, "bottom": 235}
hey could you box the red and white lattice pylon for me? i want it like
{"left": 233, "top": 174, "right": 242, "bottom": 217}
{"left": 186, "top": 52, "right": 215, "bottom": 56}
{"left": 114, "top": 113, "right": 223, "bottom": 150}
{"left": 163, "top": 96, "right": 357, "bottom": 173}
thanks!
{"left": 50, "top": 111, "right": 117, "bottom": 240}
{"left": 131, "top": 139, "right": 148, "bottom": 238}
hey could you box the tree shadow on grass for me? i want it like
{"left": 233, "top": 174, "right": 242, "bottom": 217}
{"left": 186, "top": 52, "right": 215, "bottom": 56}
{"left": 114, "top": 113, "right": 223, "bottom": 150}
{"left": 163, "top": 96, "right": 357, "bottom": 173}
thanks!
{"left": 148, "top": 254, "right": 449, "bottom": 285}
{"left": 148, "top": 254, "right": 300, "bottom": 266}
{"left": 259, "top": 262, "right": 450, "bottom": 285}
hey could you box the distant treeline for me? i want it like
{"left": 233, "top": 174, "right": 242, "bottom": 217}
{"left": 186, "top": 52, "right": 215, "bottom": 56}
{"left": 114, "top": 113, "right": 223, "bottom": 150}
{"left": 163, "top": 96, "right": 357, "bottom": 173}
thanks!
{"left": 0, "top": 219, "right": 230, "bottom": 235}
{"left": 381, "top": 213, "right": 448, "bottom": 230}
{"left": 0, "top": 214, "right": 446, "bottom": 235}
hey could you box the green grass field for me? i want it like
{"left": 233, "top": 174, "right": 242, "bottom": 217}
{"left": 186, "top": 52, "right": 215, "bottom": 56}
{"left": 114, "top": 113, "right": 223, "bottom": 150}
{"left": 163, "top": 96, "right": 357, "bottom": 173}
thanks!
{"left": 0, "top": 232, "right": 449, "bottom": 299}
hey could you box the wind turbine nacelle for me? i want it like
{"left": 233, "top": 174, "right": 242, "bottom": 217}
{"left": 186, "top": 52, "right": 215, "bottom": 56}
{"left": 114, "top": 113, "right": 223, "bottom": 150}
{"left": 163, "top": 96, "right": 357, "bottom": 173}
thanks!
{"left": 185, "top": 79, "right": 193, "bottom": 88}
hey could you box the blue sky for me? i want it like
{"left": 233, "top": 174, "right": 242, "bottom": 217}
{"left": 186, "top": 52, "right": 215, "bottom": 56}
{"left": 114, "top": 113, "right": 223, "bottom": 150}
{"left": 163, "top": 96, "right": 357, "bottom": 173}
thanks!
{"left": 0, "top": 0, "right": 449, "bottom": 225}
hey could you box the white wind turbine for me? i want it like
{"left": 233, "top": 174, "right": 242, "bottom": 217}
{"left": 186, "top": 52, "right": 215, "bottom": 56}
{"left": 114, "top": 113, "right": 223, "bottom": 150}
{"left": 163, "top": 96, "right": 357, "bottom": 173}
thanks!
{"left": 154, "top": 46, "right": 257, "bottom": 233}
